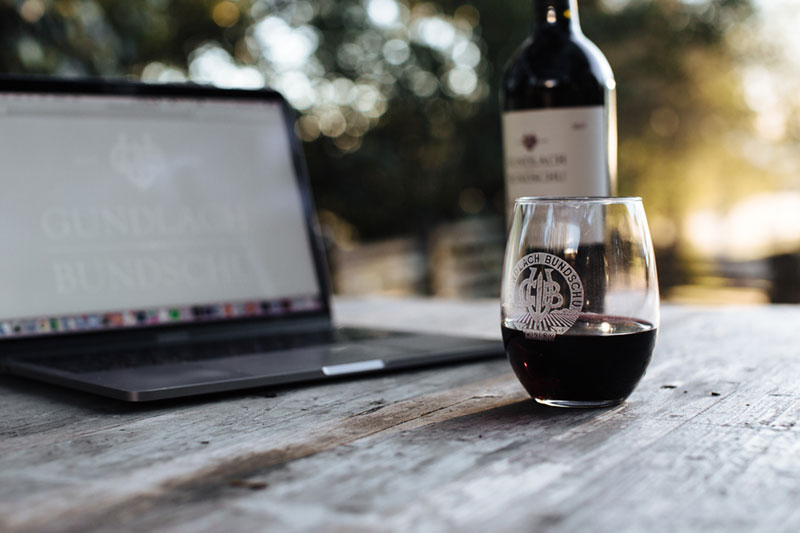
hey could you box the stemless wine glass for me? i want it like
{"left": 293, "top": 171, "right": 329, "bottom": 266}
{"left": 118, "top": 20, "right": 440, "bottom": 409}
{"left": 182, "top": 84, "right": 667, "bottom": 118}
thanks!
{"left": 501, "top": 197, "right": 659, "bottom": 408}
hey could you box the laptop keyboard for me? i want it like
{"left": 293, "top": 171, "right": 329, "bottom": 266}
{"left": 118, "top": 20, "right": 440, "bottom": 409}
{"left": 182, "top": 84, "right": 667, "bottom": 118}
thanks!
{"left": 12, "top": 328, "right": 411, "bottom": 374}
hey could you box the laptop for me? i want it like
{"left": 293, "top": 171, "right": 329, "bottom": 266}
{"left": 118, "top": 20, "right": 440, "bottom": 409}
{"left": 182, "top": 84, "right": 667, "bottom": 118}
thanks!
{"left": 0, "top": 76, "right": 502, "bottom": 401}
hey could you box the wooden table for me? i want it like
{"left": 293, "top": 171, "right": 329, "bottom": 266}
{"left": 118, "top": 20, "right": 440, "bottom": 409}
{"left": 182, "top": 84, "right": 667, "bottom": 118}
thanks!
{"left": 1, "top": 298, "right": 799, "bottom": 532}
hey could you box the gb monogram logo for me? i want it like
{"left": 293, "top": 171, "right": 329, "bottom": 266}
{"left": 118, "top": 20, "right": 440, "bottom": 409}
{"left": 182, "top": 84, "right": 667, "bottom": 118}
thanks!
{"left": 508, "top": 252, "right": 584, "bottom": 340}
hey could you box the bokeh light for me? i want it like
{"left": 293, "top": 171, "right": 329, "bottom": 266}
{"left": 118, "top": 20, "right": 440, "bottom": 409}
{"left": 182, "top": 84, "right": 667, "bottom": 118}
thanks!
{"left": 175, "top": 0, "right": 489, "bottom": 144}
{"left": 6, "top": 0, "right": 800, "bottom": 302}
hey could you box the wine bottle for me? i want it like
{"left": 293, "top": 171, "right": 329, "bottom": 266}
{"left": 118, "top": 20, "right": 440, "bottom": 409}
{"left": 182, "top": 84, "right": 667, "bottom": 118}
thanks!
{"left": 501, "top": 0, "right": 617, "bottom": 219}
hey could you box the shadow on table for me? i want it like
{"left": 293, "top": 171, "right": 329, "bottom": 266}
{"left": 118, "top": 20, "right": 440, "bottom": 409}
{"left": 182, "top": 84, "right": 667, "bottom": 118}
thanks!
{"left": 444, "top": 397, "right": 622, "bottom": 436}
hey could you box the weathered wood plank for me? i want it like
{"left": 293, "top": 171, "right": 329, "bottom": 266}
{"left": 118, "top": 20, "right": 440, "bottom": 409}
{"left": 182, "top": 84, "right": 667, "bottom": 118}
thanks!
{"left": 1, "top": 300, "right": 798, "bottom": 532}
{"left": 0, "top": 298, "right": 513, "bottom": 530}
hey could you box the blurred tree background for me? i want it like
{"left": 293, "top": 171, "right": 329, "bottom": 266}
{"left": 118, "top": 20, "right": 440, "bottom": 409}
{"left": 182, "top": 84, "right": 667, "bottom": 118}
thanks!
{"left": 4, "top": 0, "right": 800, "bottom": 301}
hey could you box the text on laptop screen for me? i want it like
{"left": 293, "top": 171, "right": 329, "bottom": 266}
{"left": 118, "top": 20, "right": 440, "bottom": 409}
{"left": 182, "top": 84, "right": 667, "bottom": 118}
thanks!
{"left": 0, "top": 90, "right": 322, "bottom": 336}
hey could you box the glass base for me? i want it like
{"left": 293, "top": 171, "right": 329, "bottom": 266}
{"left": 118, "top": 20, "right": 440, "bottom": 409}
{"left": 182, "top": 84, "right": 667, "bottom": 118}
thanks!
{"left": 535, "top": 397, "right": 624, "bottom": 409}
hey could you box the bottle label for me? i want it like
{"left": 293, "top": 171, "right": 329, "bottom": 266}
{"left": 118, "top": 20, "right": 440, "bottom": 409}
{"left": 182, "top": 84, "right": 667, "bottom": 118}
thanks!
{"left": 502, "top": 106, "right": 608, "bottom": 218}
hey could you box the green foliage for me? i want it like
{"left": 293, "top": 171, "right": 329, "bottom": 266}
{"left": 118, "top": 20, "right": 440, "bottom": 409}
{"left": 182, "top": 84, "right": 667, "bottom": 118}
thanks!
{"left": 0, "top": 0, "right": 759, "bottom": 244}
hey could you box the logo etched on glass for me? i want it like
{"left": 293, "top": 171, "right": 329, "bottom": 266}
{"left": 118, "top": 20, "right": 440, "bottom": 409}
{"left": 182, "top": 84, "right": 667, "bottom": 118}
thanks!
{"left": 508, "top": 252, "right": 584, "bottom": 340}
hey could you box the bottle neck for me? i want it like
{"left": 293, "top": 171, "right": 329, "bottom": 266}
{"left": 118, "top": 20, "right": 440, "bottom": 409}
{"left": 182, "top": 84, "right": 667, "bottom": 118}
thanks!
{"left": 532, "top": 0, "right": 580, "bottom": 33}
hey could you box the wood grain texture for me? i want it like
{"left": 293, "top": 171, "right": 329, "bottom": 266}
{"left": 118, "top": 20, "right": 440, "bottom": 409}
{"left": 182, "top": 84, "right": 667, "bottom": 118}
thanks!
{"left": 1, "top": 299, "right": 799, "bottom": 532}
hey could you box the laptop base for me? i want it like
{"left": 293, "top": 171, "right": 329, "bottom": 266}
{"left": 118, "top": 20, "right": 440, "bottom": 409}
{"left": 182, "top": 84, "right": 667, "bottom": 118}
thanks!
{"left": 3, "top": 328, "right": 503, "bottom": 401}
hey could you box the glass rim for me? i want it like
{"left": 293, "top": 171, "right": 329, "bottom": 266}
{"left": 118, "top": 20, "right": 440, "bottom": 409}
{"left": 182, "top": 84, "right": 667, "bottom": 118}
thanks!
{"left": 514, "top": 196, "right": 642, "bottom": 205}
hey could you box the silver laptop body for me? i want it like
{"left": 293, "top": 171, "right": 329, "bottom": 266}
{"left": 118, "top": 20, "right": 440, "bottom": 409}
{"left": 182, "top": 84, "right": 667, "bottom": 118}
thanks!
{"left": 0, "top": 77, "right": 501, "bottom": 401}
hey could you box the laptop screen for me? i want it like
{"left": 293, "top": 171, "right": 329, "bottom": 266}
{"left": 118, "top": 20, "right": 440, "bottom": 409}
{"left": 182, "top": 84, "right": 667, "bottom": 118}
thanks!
{"left": 0, "top": 85, "right": 323, "bottom": 338}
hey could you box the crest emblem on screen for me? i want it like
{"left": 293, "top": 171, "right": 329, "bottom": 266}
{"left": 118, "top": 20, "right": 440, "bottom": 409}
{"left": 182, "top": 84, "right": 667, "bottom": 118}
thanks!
{"left": 508, "top": 252, "right": 583, "bottom": 340}
{"left": 110, "top": 133, "right": 165, "bottom": 190}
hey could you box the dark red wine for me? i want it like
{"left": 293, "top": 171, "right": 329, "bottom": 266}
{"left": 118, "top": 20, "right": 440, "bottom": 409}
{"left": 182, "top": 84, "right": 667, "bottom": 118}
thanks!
{"left": 502, "top": 314, "right": 656, "bottom": 406}
{"left": 501, "top": 0, "right": 617, "bottom": 218}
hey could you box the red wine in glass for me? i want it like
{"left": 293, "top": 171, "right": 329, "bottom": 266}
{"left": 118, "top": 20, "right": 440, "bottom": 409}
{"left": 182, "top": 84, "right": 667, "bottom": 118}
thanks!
{"left": 502, "top": 314, "right": 656, "bottom": 407}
